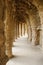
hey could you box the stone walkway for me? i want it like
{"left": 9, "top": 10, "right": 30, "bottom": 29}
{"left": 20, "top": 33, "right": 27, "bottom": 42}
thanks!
{"left": 6, "top": 36, "right": 43, "bottom": 65}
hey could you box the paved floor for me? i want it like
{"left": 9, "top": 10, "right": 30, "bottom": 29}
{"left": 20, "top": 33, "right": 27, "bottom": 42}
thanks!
{"left": 6, "top": 36, "right": 43, "bottom": 65}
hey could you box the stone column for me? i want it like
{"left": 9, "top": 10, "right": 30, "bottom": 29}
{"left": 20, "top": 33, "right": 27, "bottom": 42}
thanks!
{"left": 24, "top": 23, "right": 25, "bottom": 35}
{"left": 17, "top": 22, "right": 19, "bottom": 38}
{"left": 16, "top": 22, "right": 19, "bottom": 39}
{"left": 0, "top": 20, "right": 9, "bottom": 65}
{"left": 22, "top": 23, "right": 24, "bottom": 36}
{"left": 16, "top": 22, "right": 18, "bottom": 39}
{"left": 32, "top": 27, "right": 39, "bottom": 45}
{"left": 5, "top": 13, "right": 15, "bottom": 58}
{"left": 17, "top": 22, "right": 19, "bottom": 37}
{"left": 14, "top": 21, "right": 16, "bottom": 42}
{"left": 5, "top": 0, "right": 17, "bottom": 58}
{"left": 27, "top": 21, "right": 32, "bottom": 42}
{"left": 28, "top": 26, "right": 32, "bottom": 42}
{"left": 39, "top": 6, "right": 43, "bottom": 48}
{"left": 21, "top": 23, "right": 22, "bottom": 36}
{"left": 5, "top": 0, "right": 15, "bottom": 58}
{"left": 19, "top": 23, "right": 21, "bottom": 36}
{"left": 25, "top": 23, "right": 27, "bottom": 35}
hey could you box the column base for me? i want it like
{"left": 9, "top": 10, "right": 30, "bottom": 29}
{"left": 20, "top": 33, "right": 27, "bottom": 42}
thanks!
{"left": 6, "top": 54, "right": 14, "bottom": 59}
{"left": 32, "top": 42, "right": 39, "bottom": 46}
{"left": 8, "top": 55, "right": 14, "bottom": 59}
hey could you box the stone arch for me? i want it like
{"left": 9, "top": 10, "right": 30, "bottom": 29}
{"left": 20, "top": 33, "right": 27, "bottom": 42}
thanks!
{"left": 4, "top": 0, "right": 41, "bottom": 58}
{"left": 25, "top": 2, "right": 41, "bottom": 45}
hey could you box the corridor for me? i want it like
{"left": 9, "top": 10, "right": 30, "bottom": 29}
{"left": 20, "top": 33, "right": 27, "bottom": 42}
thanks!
{"left": 6, "top": 36, "right": 43, "bottom": 65}
{"left": 0, "top": 0, "right": 43, "bottom": 65}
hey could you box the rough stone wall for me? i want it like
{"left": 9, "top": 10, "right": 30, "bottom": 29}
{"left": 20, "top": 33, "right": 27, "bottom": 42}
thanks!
{"left": 32, "top": 0, "right": 43, "bottom": 46}
{"left": 30, "top": 0, "right": 43, "bottom": 46}
{"left": 0, "top": 0, "right": 9, "bottom": 65}
{"left": 0, "top": 20, "right": 9, "bottom": 65}
{"left": 29, "top": 14, "right": 40, "bottom": 45}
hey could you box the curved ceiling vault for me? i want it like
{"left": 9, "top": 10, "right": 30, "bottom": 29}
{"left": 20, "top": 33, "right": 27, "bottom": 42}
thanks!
{"left": 5, "top": 0, "right": 41, "bottom": 27}
{"left": 12, "top": 0, "right": 40, "bottom": 27}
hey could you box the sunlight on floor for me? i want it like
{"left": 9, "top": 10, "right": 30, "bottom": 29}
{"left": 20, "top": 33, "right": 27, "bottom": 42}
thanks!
{"left": 6, "top": 35, "right": 43, "bottom": 65}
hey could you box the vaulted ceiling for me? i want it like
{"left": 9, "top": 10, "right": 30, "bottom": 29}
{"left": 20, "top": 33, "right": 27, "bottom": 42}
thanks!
{"left": 10, "top": 0, "right": 39, "bottom": 23}
{"left": 0, "top": 0, "right": 43, "bottom": 23}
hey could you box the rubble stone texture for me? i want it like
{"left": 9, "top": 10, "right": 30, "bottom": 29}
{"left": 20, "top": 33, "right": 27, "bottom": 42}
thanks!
{"left": 0, "top": 0, "right": 9, "bottom": 65}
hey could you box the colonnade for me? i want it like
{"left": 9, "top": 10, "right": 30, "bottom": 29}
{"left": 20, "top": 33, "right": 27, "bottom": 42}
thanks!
{"left": 5, "top": 21, "right": 27, "bottom": 58}
{"left": 0, "top": 0, "right": 43, "bottom": 65}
